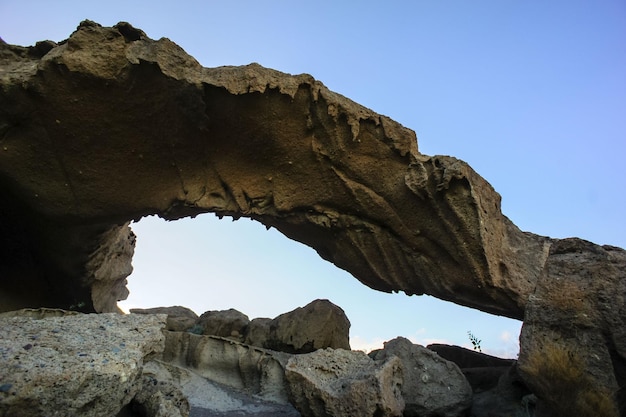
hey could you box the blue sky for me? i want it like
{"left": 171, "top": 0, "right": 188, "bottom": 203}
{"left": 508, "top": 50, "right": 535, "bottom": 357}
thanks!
{"left": 2, "top": 1, "right": 624, "bottom": 357}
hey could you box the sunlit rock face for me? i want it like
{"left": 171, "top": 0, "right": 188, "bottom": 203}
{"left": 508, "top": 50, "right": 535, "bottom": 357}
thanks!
{"left": 0, "top": 20, "right": 546, "bottom": 318}
{"left": 0, "top": 21, "right": 624, "bottom": 415}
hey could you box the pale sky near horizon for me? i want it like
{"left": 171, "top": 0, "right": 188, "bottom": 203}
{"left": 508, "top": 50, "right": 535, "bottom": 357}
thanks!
{"left": 1, "top": 1, "right": 624, "bottom": 358}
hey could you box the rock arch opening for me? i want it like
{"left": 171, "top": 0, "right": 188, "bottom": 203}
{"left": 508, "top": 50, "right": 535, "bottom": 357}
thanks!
{"left": 119, "top": 214, "right": 522, "bottom": 357}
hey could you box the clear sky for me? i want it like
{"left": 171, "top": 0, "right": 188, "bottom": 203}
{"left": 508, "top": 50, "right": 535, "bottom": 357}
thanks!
{"left": 2, "top": 1, "right": 624, "bottom": 358}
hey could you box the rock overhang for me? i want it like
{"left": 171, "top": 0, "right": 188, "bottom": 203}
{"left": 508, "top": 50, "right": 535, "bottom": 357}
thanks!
{"left": 2, "top": 20, "right": 625, "bottom": 416}
{"left": 0, "top": 20, "right": 605, "bottom": 319}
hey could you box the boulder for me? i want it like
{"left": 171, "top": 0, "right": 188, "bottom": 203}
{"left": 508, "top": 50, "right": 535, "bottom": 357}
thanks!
{"left": 427, "top": 344, "right": 516, "bottom": 392}
{"left": 1, "top": 21, "right": 625, "bottom": 416}
{"left": 370, "top": 337, "right": 472, "bottom": 417}
{"left": 131, "top": 306, "right": 198, "bottom": 332}
{"left": 196, "top": 308, "right": 249, "bottom": 340}
{"left": 470, "top": 365, "right": 534, "bottom": 417}
{"left": 0, "top": 311, "right": 167, "bottom": 417}
{"left": 245, "top": 317, "right": 273, "bottom": 348}
{"left": 427, "top": 343, "right": 516, "bottom": 369}
{"left": 285, "top": 348, "right": 404, "bottom": 417}
{"left": 162, "top": 331, "right": 292, "bottom": 404}
{"left": 139, "top": 359, "right": 300, "bottom": 416}
{"left": 518, "top": 239, "right": 625, "bottom": 417}
{"left": 244, "top": 299, "right": 351, "bottom": 353}
{"left": 127, "top": 370, "right": 190, "bottom": 417}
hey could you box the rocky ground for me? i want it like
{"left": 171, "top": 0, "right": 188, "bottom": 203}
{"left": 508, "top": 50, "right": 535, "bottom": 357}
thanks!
{"left": 1, "top": 21, "right": 624, "bottom": 416}
{"left": 0, "top": 302, "right": 537, "bottom": 417}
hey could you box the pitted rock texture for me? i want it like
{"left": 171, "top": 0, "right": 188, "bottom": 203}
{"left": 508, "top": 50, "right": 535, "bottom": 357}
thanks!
{"left": 370, "top": 337, "right": 472, "bottom": 417}
{"left": 0, "top": 311, "right": 167, "bottom": 417}
{"left": 1, "top": 20, "right": 548, "bottom": 319}
{"left": 244, "top": 299, "right": 351, "bottom": 353}
{"left": 162, "top": 331, "right": 292, "bottom": 404}
{"left": 1, "top": 21, "right": 625, "bottom": 416}
{"left": 285, "top": 348, "right": 404, "bottom": 417}
{"left": 518, "top": 239, "right": 626, "bottom": 417}
{"left": 131, "top": 306, "right": 199, "bottom": 332}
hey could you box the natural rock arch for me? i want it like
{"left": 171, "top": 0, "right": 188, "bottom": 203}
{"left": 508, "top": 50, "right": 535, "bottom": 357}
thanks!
{"left": 0, "top": 20, "right": 545, "bottom": 318}
{"left": 1, "top": 21, "right": 624, "bottom": 415}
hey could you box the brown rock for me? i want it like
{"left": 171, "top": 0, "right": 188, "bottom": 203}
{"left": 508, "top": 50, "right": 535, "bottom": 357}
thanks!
{"left": 371, "top": 337, "right": 472, "bottom": 417}
{"left": 245, "top": 317, "right": 273, "bottom": 348}
{"left": 0, "top": 20, "right": 551, "bottom": 320}
{"left": 427, "top": 343, "right": 516, "bottom": 369}
{"left": 129, "top": 371, "right": 190, "bottom": 417}
{"left": 1, "top": 21, "right": 624, "bottom": 416}
{"left": 196, "top": 308, "right": 249, "bottom": 340}
{"left": 285, "top": 348, "right": 404, "bottom": 417}
{"left": 0, "top": 312, "right": 167, "bottom": 417}
{"left": 244, "top": 299, "right": 351, "bottom": 353}
{"left": 162, "top": 331, "right": 292, "bottom": 404}
{"left": 130, "top": 306, "right": 199, "bottom": 332}
{"left": 518, "top": 239, "right": 625, "bottom": 417}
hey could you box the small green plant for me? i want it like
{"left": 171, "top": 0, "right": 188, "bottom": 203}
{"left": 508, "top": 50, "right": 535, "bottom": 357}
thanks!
{"left": 467, "top": 331, "right": 481, "bottom": 352}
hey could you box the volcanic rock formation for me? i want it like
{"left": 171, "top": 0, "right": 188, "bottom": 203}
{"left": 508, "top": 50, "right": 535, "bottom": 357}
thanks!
{"left": 0, "top": 21, "right": 624, "bottom": 415}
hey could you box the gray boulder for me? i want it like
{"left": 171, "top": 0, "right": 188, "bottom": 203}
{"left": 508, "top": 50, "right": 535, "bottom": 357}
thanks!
{"left": 162, "top": 331, "right": 292, "bottom": 404}
{"left": 128, "top": 369, "right": 190, "bottom": 417}
{"left": 285, "top": 348, "right": 404, "bottom": 417}
{"left": 0, "top": 311, "right": 167, "bottom": 417}
{"left": 244, "top": 299, "right": 351, "bottom": 353}
{"left": 196, "top": 308, "right": 250, "bottom": 340}
{"left": 370, "top": 337, "right": 472, "bottom": 417}
{"left": 518, "top": 239, "right": 625, "bottom": 417}
{"left": 131, "top": 306, "right": 198, "bottom": 332}
{"left": 140, "top": 359, "right": 300, "bottom": 416}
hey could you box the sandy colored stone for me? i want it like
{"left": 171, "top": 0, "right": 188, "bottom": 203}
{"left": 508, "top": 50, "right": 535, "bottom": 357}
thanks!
{"left": 371, "top": 337, "right": 472, "bottom": 417}
{"left": 244, "top": 299, "right": 350, "bottom": 353}
{"left": 0, "top": 312, "right": 167, "bottom": 417}
{"left": 1, "top": 21, "right": 625, "bottom": 415}
{"left": 0, "top": 20, "right": 550, "bottom": 319}
{"left": 285, "top": 348, "right": 404, "bottom": 417}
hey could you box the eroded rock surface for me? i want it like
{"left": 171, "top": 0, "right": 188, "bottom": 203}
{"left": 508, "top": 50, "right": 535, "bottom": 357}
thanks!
{"left": 0, "top": 311, "right": 167, "bottom": 417}
{"left": 518, "top": 239, "right": 626, "bottom": 417}
{"left": 131, "top": 306, "right": 199, "bottom": 332}
{"left": 1, "top": 21, "right": 625, "bottom": 416}
{"left": 0, "top": 20, "right": 549, "bottom": 319}
{"left": 285, "top": 348, "right": 404, "bottom": 417}
{"left": 370, "top": 337, "right": 472, "bottom": 417}
{"left": 244, "top": 299, "right": 351, "bottom": 353}
{"left": 162, "top": 331, "right": 292, "bottom": 404}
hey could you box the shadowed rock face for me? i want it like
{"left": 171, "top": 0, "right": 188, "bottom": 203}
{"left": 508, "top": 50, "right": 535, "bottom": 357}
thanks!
{"left": 0, "top": 20, "right": 546, "bottom": 318}
{"left": 1, "top": 20, "right": 624, "bottom": 416}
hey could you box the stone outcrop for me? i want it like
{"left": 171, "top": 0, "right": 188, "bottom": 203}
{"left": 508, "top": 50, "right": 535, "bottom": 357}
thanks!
{"left": 0, "top": 20, "right": 549, "bottom": 319}
{"left": 162, "top": 331, "right": 292, "bottom": 404}
{"left": 196, "top": 308, "right": 250, "bottom": 340}
{"left": 0, "top": 311, "right": 167, "bottom": 417}
{"left": 285, "top": 348, "right": 404, "bottom": 417}
{"left": 131, "top": 306, "right": 198, "bottom": 332}
{"left": 370, "top": 337, "right": 472, "bottom": 417}
{"left": 244, "top": 299, "right": 351, "bottom": 353}
{"left": 126, "top": 370, "right": 190, "bottom": 417}
{"left": 518, "top": 238, "right": 625, "bottom": 417}
{"left": 428, "top": 343, "right": 516, "bottom": 393}
{"left": 0, "top": 21, "right": 625, "bottom": 416}
{"left": 138, "top": 359, "right": 300, "bottom": 416}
